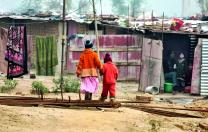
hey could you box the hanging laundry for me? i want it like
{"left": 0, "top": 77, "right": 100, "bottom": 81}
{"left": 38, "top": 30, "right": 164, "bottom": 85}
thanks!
{"left": 27, "top": 35, "right": 33, "bottom": 70}
{"left": 35, "top": 36, "right": 58, "bottom": 76}
{"left": 5, "top": 25, "right": 28, "bottom": 79}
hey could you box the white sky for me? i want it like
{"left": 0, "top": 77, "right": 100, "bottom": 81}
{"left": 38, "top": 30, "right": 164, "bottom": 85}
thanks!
{"left": 0, "top": 0, "right": 201, "bottom": 17}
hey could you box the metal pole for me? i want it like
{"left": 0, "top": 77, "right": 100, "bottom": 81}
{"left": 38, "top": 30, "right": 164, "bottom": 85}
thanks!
{"left": 92, "top": 0, "right": 100, "bottom": 56}
{"left": 60, "top": 0, "right": 66, "bottom": 101}
{"left": 162, "top": 12, "right": 164, "bottom": 41}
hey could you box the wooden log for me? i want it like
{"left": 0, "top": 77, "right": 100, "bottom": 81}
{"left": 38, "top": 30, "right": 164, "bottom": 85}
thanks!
{"left": 139, "top": 108, "right": 203, "bottom": 118}
{"left": 0, "top": 98, "right": 121, "bottom": 108}
{"left": 0, "top": 96, "right": 150, "bottom": 104}
{"left": 123, "top": 104, "right": 208, "bottom": 112}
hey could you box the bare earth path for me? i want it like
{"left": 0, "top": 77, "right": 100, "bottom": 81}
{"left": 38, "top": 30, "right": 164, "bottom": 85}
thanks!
{"left": 0, "top": 76, "right": 207, "bottom": 132}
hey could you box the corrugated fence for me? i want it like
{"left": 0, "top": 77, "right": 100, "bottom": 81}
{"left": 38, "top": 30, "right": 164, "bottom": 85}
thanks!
{"left": 66, "top": 35, "right": 142, "bottom": 81}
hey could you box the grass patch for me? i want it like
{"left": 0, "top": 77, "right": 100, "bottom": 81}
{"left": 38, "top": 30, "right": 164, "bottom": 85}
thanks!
{"left": 53, "top": 77, "right": 80, "bottom": 93}
{"left": 32, "top": 81, "right": 49, "bottom": 94}
{"left": 0, "top": 79, "right": 18, "bottom": 93}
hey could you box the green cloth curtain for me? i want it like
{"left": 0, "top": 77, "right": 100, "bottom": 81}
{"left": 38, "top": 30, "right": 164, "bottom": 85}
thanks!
{"left": 35, "top": 36, "right": 58, "bottom": 76}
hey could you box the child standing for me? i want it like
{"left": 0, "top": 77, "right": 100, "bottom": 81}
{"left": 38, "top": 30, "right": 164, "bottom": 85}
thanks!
{"left": 100, "top": 53, "right": 118, "bottom": 102}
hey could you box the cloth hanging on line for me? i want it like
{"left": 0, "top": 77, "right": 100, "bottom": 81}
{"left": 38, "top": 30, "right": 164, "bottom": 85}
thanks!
{"left": 35, "top": 36, "right": 58, "bottom": 76}
{"left": 5, "top": 25, "right": 28, "bottom": 79}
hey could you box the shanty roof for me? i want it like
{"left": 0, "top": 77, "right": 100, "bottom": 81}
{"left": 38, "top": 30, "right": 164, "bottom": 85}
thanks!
{"left": 1, "top": 13, "right": 208, "bottom": 36}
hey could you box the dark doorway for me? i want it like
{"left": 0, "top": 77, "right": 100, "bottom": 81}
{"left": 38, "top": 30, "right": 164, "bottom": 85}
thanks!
{"left": 162, "top": 33, "right": 197, "bottom": 92}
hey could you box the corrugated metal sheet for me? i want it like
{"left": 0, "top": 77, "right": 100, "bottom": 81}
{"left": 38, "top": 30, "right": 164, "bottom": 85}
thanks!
{"left": 67, "top": 35, "right": 142, "bottom": 81}
{"left": 0, "top": 27, "right": 8, "bottom": 73}
{"left": 139, "top": 38, "right": 163, "bottom": 91}
{"left": 201, "top": 39, "right": 208, "bottom": 95}
{"left": 191, "top": 39, "right": 202, "bottom": 94}
{"left": 189, "top": 36, "right": 198, "bottom": 65}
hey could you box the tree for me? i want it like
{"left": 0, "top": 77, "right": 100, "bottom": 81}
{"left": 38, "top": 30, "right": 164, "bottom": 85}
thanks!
{"left": 18, "top": 0, "right": 43, "bottom": 13}
{"left": 198, "top": 0, "right": 208, "bottom": 13}
{"left": 111, "top": 0, "right": 143, "bottom": 17}
{"left": 130, "top": 0, "right": 143, "bottom": 17}
{"left": 17, "top": 0, "right": 72, "bottom": 14}
{"left": 45, "top": 0, "right": 62, "bottom": 12}
{"left": 78, "top": 0, "right": 90, "bottom": 14}
{"left": 112, "top": 0, "right": 128, "bottom": 16}
{"left": 66, "top": 0, "right": 72, "bottom": 13}
{"left": 44, "top": 0, "right": 73, "bottom": 13}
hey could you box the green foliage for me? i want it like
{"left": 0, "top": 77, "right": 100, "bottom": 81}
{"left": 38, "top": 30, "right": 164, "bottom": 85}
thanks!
{"left": 53, "top": 77, "right": 80, "bottom": 93}
{"left": 32, "top": 81, "right": 49, "bottom": 94}
{"left": 0, "top": 79, "right": 18, "bottom": 93}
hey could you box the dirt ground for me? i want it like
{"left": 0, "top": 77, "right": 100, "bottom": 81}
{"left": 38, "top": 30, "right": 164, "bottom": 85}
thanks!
{"left": 0, "top": 76, "right": 208, "bottom": 132}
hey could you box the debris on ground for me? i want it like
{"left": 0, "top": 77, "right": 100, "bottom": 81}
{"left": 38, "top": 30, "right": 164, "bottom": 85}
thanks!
{"left": 175, "top": 122, "right": 198, "bottom": 131}
{"left": 136, "top": 94, "right": 154, "bottom": 102}
{"left": 0, "top": 78, "right": 207, "bottom": 132}
{"left": 149, "top": 120, "right": 161, "bottom": 132}
{"left": 198, "top": 122, "right": 208, "bottom": 130}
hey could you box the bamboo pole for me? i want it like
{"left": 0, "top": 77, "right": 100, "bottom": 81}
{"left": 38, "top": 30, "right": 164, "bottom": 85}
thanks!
{"left": 151, "top": 10, "right": 153, "bottom": 26}
{"left": 143, "top": 11, "right": 145, "bottom": 28}
{"left": 100, "top": 0, "right": 103, "bottom": 20}
{"left": 162, "top": 12, "right": 165, "bottom": 41}
{"left": 159, "top": 12, "right": 165, "bottom": 90}
{"left": 60, "top": 0, "right": 66, "bottom": 101}
{"left": 92, "top": 0, "right": 100, "bottom": 57}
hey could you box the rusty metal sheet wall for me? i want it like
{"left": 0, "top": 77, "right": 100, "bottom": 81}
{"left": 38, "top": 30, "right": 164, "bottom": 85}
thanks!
{"left": 0, "top": 27, "right": 8, "bottom": 73}
{"left": 67, "top": 35, "right": 142, "bottom": 81}
{"left": 139, "top": 38, "right": 163, "bottom": 91}
{"left": 191, "top": 39, "right": 202, "bottom": 94}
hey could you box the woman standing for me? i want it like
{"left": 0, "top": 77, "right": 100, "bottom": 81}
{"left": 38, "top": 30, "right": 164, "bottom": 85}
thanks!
{"left": 76, "top": 40, "right": 102, "bottom": 100}
{"left": 177, "top": 53, "right": 187, "bottom": 92}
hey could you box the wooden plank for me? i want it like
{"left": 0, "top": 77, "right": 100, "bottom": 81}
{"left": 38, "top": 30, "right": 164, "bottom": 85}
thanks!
{"left": 138, "top": 108, "right": 203, "bottom": 118}
{"left": 123, "top": 104, "right": 208, "bottom": 112}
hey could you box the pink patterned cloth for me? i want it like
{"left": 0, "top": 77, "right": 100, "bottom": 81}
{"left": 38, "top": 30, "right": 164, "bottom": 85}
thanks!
{"left": 80, "top": 77, "right": 99, "bottom": 94}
